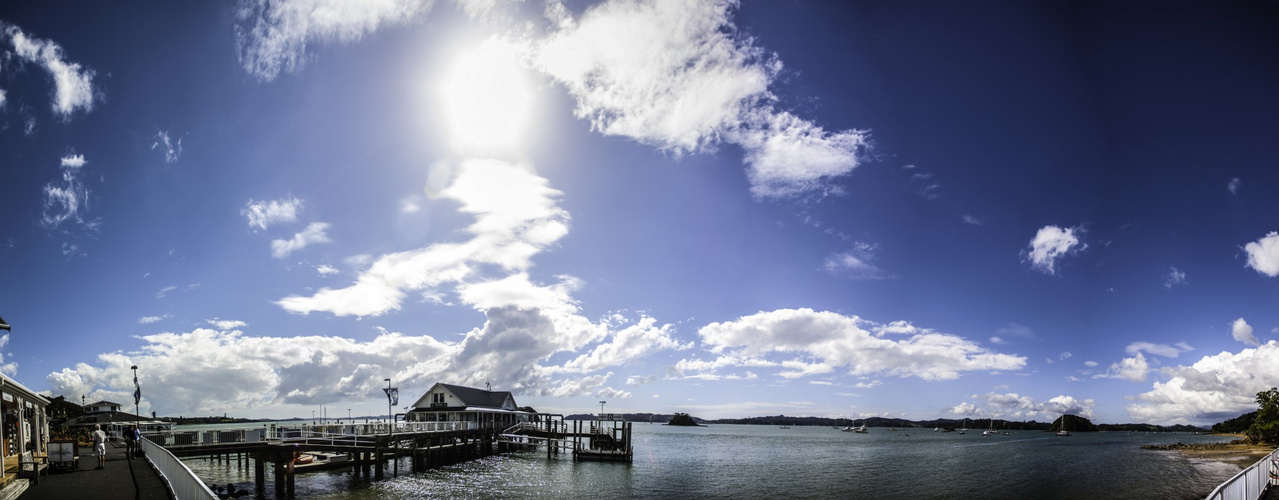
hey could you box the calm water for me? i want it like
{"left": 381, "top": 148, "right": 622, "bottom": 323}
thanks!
{"left": 185, "top": 424, "right": 1248, "bottom": 499}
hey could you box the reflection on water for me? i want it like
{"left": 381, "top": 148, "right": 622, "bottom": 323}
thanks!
{"left": 184, "top": 424, "right": 1245, "bottom": 499}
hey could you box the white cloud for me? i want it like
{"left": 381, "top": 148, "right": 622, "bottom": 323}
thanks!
{"left": 1243, "top": 232, "right": 1279, "bottom": 277}
{"left": 1126, "top": 341, "right": 1279, "bottom": 425}
{"left": 45, "top": 327, "right": 457, "bottom": 414}
{"left": 1083, "top": 361, "right": 1098, "bottom": 367}
{"left": 949, "top": 401, "right": 981, "bottom": 416}
{"left": 1228, "top": 177, "right": 1241, "bottom": 195}
{"left": 60, "top": 155, "right": 86, "bottom": 168}
{"left": 271, "top": 222, "right": 332, "bottom": 258}
{"left": 1231, "top": 318, "right": 1259, "bottom": 347}
{"left": 138, "top": 315, "right": 171, "bottom": 325}
{"left": 207, "top": 319, "right": 248, "bottom": 331}
{"left": 1060, "top": 351, "right": 1072, "bottom": 360}
{"left": 41, "top": 154, "right": 95, "bottom": 231}
{"left": 233, "top": 0, "right": 430, "bottom": 81}
{"left": 316, "top": 264, "right": 339, "bottom": 276}
{"left": 1125, "top": 341, "right": 1192, "bottom": 359}
{"left": 960, "top": 393, "right": 1095, "bottom": 419}
{"left": 534, "top": 0, "right": 868, "bottom": 199}
{"left": 1098, "top": 353, "right": 1149, "bottom": 382}
{"left": 3, "top": 24, "right": 97, "bottom": 118}
{"left": 688, "top": 308, "right": 1026, "bottom": 382}
{"left": 962, "top": 215, "right": 982, "bottom": 226}
{"left": 0, "top": 335, "right": 15, "bottom": 375}
{"left": 242, "top": 196, "right": 303, "bottom": 231}
{"left": 823, "top": 242, "right": 890, "bottom": 280}
{"left": 1022, "top": 225, "right": 1085, "bottom": 275}
{"left": 151, "top": 130, "right": 183, "bottom": 163}
{"left": 1164, "top": 267, "right": 1187, "bottom": 289}
{"left": 989, "top": 337, "right": 1005, "bottom": 345}
{"left": 996, "top": 323, "right": 1035, "bottom": 340}
{"left": 276, "top": 159, "right": 569, "bottom": 317}
{"left": 551, "top": 316, "right": 691, "bottom": 374}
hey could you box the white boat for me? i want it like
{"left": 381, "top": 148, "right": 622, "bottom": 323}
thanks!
{"left": 1056, "top": 415, "right": 1071, "bottom": 436}
{"left": 959, "top": 418, "right": 968, "bottom": 434}
{"left": 982, "top": 419, "right": 998, "bottom": 436}
{"left": 293, "top": 451, "right": 352, "bottom": 471}
{"left": 843, "top": 420, "right": 868, "bottom": 433}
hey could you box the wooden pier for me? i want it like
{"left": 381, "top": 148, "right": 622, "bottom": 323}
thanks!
{"left": 147, "top": 415, "right": 631, "bottom": 498}
{"left": 497, "top": 414, "right": 633, "bottom": 462}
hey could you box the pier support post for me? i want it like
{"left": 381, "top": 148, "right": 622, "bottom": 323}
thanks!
{"left": 273, "top": 458, "right": 285, "bottom": 497}
{"left": 374, "top": 447, "right": 383, "bottom": 480}
{"left": 254, "top": 454, "right": 265, "bottom": 491}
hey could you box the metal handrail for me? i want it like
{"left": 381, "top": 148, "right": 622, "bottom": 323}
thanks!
{"left": 144, "top": 421, "right": 481, "bottom": 448}
{"left": 140, "top": 436, "right": 218, "bottom": 500}
{"left": 1205, "top": 447, "right": 1279, "bottom": 500}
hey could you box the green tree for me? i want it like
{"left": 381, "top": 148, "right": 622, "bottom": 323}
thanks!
{"left": 1245, "top": 388, "right": 1279, "bottom": 445}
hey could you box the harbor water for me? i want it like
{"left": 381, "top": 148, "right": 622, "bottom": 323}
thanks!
{"left": 184, "top": 423, "right": 1247, "bottom": 499}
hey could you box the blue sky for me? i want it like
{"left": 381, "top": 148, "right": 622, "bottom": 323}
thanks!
{"left": 1, "top": 0, "right": 1278, "bottom": 426}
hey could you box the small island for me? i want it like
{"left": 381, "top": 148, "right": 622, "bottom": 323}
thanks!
{"left": 667, "top": 412, "right": 702, "bottom": 426}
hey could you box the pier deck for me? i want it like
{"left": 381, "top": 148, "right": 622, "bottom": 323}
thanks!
{"left": 13, "top": 441, "right": 169, "bottom": 500}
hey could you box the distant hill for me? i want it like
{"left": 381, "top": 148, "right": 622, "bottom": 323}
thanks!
{"left": 565, "top": 412, "right": 707, "bottom": 424}
{"left": 704, "top": 414, "right": 1205, "bottom": 433}
{"left": 1212, "top": 412, "right": 1256, "bottom": 434}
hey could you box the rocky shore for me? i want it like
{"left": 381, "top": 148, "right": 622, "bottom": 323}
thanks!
{"left": 1142, "top": 438, "right": 1276, "bottom": 468}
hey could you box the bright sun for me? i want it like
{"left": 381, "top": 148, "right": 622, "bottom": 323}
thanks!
{"left": 439, "top": 38, "right": 535, "bottom": 156}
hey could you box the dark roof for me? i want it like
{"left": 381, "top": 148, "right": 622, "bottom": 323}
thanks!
{"left": 67, "top": 411, "right": 147, "bottom": 425}
{"left": 89, "top": 400, "right": 122, "bottom": 407}
{"left": 440, "top": 383, "right": 514, "bottom": 409}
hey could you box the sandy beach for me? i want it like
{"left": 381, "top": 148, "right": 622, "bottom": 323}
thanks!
{"left": 1143, "top": 435, "right": 1277, "bottom": 469}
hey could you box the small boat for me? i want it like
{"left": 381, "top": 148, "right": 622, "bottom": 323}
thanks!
{"left": 1056, "top": 415, "right": 1071, "bottom": 436}
{"left": 780, "top": 426, "right": 791, "bottom": 429}
{"left": 293, "top": 451, "right": 352, "bottom": 471}
{"left": 842, "top": 420, "right": 868, "bottom": 433}
{"left": 982, "top": 419, "right": 998, "bottom": 436}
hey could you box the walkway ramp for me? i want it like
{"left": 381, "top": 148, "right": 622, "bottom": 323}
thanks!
{"left": 14, "top": 443, "right": 170, "bottom": 500}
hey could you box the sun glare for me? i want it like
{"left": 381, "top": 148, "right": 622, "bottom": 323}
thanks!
{"left": 439, "top": 39, "right": 535, "bottom": 156}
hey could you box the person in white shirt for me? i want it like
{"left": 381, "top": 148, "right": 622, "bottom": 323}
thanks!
{"left": 92, "top": 424, "right": 108, "bottom": 470}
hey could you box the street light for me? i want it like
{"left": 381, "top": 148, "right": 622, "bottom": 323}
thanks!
{"left": 599, "top": 400, "right": 606, "bottom": 418}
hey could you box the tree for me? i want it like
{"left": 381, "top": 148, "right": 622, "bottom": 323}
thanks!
{"left": 1245, "top": 388, "right": 1279, "bottom": 445}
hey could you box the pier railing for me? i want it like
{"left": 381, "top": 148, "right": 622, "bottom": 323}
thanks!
{"left": 143, "top": 421, "right": 480, "bottom": 449}
{"left": 1204, "top": 446, "right": 1279, "bottom": 500}
{"left": 140, "top": 436, "right": 219, "bottom": 500}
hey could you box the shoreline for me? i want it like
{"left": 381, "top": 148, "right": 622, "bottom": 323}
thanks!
{"left": 1142, "top": 437, "right": 1276, "bottom": 469}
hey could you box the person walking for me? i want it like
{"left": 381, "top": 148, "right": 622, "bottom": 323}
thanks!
{"left": 125, "top": 425, "right": 135, "bottom": 459}
{"left": 92, "top": 424, "right": 108, "bottom": 470}
{"left": 131, "top": 425, "right": 142, "bottom": 457}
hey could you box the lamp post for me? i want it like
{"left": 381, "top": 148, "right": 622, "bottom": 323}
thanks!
{"left": 599, "top": 400, "right": 606, "bottom": 419}
{"left": 348, "top": 408, "right": 352, "bottom": 422}
{"left": 131, "top": 365, "right": 140, "bottom": 452}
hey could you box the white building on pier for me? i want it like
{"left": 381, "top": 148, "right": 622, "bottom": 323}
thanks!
{"left": 405, "top": 383, "right": 532, "bottom": 429}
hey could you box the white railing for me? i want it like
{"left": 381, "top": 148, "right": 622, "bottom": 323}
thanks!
{"left": 1205, "top": 447, "right": 1279, "bottom": 500}
{"left": 140, "top": 436, "right": 218, "bottom": 500}
{"left": 143, "top": 421, "right": 481, "bottom": 448}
